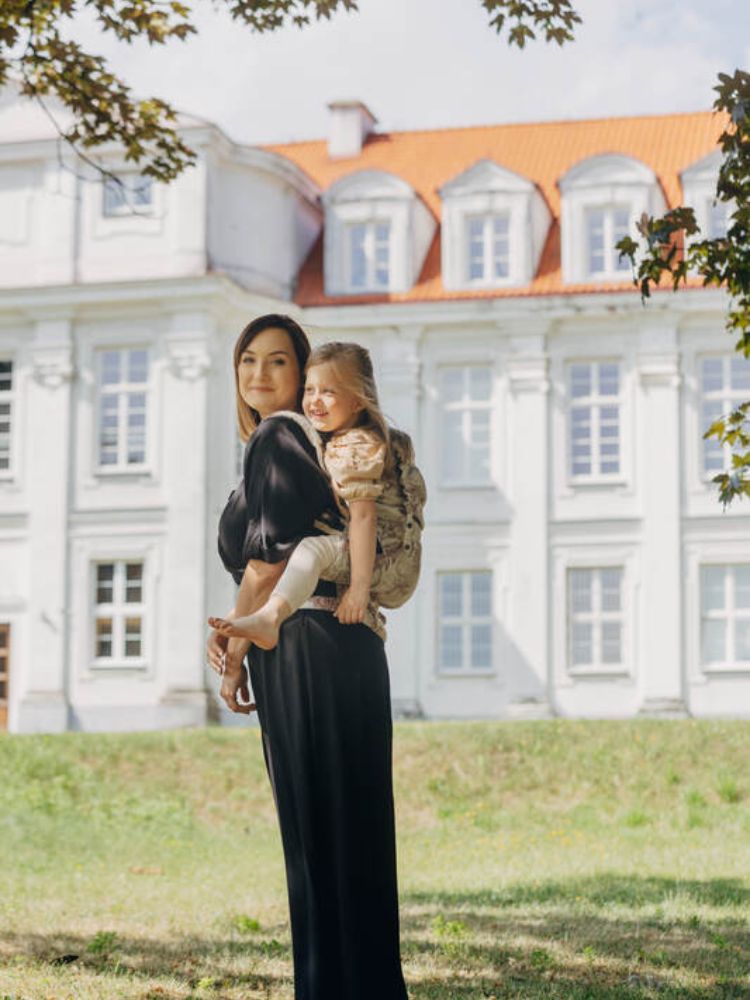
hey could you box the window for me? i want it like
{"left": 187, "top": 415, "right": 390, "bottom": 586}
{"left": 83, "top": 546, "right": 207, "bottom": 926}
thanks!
{"left": 235, "top": 433, "right": 245, "bottom": 479}
{"left": 466, "top": 214, "right": 510, "bottom": 284}
{"left": 347, "top": 221, "right": 390, "bottom": 291}
{"left": 0, "top": 360, "right": 12, "bottom": 473}
{"left": 437, "top": 572, "right": 493, "bottom": 673}
{"left": 568, "top": 362, "right": 620, "bottom": 479}
{"left": 568, "top": 567, "right": 624, "bottom": 671}
{"left": 102, "top": 174, "right": 154, "bottom": 217}
{"left": 700, "top": 355, "right": 750, "bottom": 477}
{"left": 92, "top": 561, "right": 146, "bottom": 665}
{"left": 586, "top": 206, "right": 630, "bottom": 277}
{"left": 439, "top": 366, "right": 492, "bottom": 486}
{"left": 707, "top": 199, "right": 729, "bottom": 240}
{"left": 700, "top": 565, "right": 750, "bottom": 668}
{"left": 96, "top": 348, "right": 149, "bottom": 470}
{"left": 0, "top": 623, "right": 9, "bottom": 730}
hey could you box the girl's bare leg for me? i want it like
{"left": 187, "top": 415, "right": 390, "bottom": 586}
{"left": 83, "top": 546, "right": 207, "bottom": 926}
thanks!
{"left": 209, "top": 559, "right": 286, "bottom": 670}
{"left": 209, "top": 536, "right": 340, "bottom": 649}
{"left": 209, "top": 592, "right": 292, "bottom": 650}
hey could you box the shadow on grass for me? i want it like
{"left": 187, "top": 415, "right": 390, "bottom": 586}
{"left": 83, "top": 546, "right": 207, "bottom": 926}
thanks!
{"left": 405, "top": 873, "right": 750, "bottom": 910}
{"left": 0, "top": 876, "right": 748, "bottom": 999}
{"left": 399, "top": 875, "right": 750, "bottom": 998}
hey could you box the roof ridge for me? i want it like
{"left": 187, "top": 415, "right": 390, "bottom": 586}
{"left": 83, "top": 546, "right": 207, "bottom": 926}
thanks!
{"left": 266, "top": 107, "right": 720, "bottom": 150}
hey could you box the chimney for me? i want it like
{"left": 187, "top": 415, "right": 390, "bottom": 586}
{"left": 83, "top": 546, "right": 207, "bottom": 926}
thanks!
{"left": 327, "top": 100, "right": 377, "bottom": 159}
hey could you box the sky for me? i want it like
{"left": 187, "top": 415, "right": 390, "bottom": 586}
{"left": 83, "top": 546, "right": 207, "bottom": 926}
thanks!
{"left": 72, "top": 0, "right": 750, "bottom": 146}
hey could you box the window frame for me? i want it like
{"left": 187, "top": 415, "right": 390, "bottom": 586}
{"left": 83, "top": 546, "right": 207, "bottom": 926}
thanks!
{"left": 697, "top": 353, "right": 750, "bottom": 483}
{"left": 584, "top": 204, "right": 632, "bottom": 279}
{"left": 699, "top": 563, "right": 750, "bottom": 673}
{"left": 464, "top": 212, "right": 511, "bottom": 287}
{"left": 0, "top": 622, "right": 9, "bottom": 730}
{"left": 0, "top": 357, "right": 14, "bottom": 480}
{"left": 707, "top": 197, "right": 729, "bottom": 240}
{"left": 438, "top": 364, "right": 494, "bottom": 489}
{"left": 94, "top": 346, "right": 151, "bottom": 475}
{"left": 90, "top": 558, "right": 148, "bottom": 670}
{"left": 566, "top": 565, "right": 626, "bottom": 676}
{"left": 345, "top": 219, "right": 392, "bottom": 293}
{"left": 101, "top": 173, "right": 155, "bottom": 219}
{"left": 435, "top": 569, "right": 495, "bottom": 677}
{"left": 552, "top": 544, "right": 636, "bottom": 687}
{"left": 567, "top": 359, "right": 623, "bottom": 483}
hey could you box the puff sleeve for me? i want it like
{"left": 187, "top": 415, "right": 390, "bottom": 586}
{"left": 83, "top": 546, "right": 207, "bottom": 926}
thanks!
{"left": 324, "top": 428, "right": 386, "bottom": 503}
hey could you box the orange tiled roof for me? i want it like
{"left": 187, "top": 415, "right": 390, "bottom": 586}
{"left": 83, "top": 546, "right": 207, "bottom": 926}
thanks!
{"left": 266, "top": 110, "right": 726, "bottom": 307}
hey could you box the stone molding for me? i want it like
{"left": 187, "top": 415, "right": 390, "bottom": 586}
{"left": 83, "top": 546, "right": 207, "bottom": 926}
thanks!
{"left": 636, "top": 353, "right": 682, "bottom": 389}
{"left": 31, "top": 349, "right": 74, "bottom": 388}
{"left": 507, "top": 354, "right": 550, "bottom": 394}
{"left": 166, "top": 340, "right": 212, "bottom": 380}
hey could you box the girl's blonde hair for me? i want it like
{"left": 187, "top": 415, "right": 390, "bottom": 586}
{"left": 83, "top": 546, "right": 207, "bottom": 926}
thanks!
{"left": 306, "top": 342, "right": 393, "bottom": 472}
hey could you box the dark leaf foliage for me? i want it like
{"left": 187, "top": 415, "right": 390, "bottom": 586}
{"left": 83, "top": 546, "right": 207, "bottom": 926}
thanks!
{"left": 0, "top": 0, "right": 581, "bottom": 180}
{"left": 617, "top": 70, "right": 750, "bottom": 508}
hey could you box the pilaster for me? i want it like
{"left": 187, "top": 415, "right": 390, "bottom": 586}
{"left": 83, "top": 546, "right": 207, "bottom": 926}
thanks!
{"left": 636, "top": 323, "right": 685, "bottom": 715}
{"left": 17, "top": 317, "right": 74, "bottom": 732}
{"left": 159, "top": 312, "right": 213, "bottom": 718}
{"left": 505, "top": 321, "right": 552, "bottom": 715}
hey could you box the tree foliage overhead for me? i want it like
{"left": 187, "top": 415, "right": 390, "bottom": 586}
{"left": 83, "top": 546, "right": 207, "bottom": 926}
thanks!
{"left": 617, "top": 70, "right": 750, "bottom": 509}
{"left": 3, "top": 0, "right": 748, "bottom": 511}
{"left": 0, "top": 0, "right": 581, "bottom": 181}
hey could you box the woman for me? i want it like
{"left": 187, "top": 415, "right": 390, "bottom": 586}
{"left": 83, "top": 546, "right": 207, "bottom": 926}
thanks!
{"left": 207, "top": 314, "right": 410, "bottom": 1000}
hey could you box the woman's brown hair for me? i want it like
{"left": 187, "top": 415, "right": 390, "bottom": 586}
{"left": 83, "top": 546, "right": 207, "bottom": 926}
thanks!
{"left": 233, "top": 314, "right": 311, "bottom": 442}
{"left": 306, "top": 341, "right": 393, "bottom": 472}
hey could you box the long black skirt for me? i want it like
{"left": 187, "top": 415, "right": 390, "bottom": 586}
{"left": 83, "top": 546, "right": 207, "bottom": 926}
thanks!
{"left": 248, "top": 609, "right": 409, "bottom": 1000}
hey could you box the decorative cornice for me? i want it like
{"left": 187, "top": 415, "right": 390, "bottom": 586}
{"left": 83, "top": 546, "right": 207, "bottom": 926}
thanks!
{"left": 32, "top": 349, "right": 74, "bottom": 388}
{"left": 166, "top": 342, "right": 212, "bottom": 380}
{"left": 507, "top": 354, "right": 549, "bottom": 394}
{"left": 636, "top": 353, "right": 681, "bottom": 389}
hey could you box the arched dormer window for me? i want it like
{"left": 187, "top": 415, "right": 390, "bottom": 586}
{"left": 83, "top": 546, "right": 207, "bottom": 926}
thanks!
{"left": 439, "top": 159, "right": 550, "bottom": 290}
{"left": 322, "top": 170, "right": 435, "bottom": 295}
{"left": 559, "top": 154, "right": 666, "bottom": 283}
{"left": 681, "top": 149, "right": 730, "bottom": 242}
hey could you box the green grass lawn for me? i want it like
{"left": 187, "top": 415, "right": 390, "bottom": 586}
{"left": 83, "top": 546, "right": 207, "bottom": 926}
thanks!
{"left": 0, "top": 719, "right": 748, "bottom": 999}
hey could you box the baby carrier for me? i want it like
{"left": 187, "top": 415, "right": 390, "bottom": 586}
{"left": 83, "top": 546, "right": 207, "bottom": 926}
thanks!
{"left": 376, "top": 428, "right": 427, "bottom": 609}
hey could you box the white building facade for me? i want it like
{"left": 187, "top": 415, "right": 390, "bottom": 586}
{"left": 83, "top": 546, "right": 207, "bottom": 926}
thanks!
{"left": 0, "top": 91, "right": 747, "bottom": 732}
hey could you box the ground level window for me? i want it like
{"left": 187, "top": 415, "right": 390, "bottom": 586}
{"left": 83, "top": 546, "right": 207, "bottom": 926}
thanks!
{"left": 0, "top": 359, "right": 13, "bottom": 473}
{"left": 0, "top": 623, "right": 9, "bottom": 729}
{"left": 567, "top": 566, "right": 624, "bottom": 671}
{"left": 92, "top": 561, "right": 146, "bottom": 665}
{"left": 700, "top": 564, "right": 750, "bottom": 668}
{"left": 437, "top": 571, "right": 493, "bottom": 673}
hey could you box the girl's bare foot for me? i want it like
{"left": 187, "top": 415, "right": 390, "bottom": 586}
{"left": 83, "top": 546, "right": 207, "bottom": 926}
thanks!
{"left": 208, "top": 610, "right": 281, "bottom": 650}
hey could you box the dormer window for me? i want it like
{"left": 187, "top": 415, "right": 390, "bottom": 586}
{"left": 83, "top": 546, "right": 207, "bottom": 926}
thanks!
{"left": 348, "top": 220, "right": 390, "bottom": 290}
{"left": 707, "top": 199, "right": 728, "bottom": 240}
{"left": 466, "top": 214, "right": 509, "bottom": 284}
{"left": 440, "top": 159, "right": 550, "bottom": 291}
{"left": 559, "top": 154, "right": 665, "bottom": 284}
{"left": 681, "top": 150, "right": 730, "bottom": 246}
{"left": 323, "top": 170, "right": 434, "bottom": 296}
{"left": 102, "top": 174, "right": 153, "bottom": 217}
{"left": 586, "top": 206, "right": 630, "bottom": 277}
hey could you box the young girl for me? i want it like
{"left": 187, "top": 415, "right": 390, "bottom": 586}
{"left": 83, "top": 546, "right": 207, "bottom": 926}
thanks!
{"left": 208, "top": 341, "right": 423, "bottom": 650}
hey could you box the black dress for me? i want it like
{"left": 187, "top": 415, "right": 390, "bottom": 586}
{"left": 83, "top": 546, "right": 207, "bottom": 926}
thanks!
{"left": 218, "top": 415, "right": 409, "bottom": 1000}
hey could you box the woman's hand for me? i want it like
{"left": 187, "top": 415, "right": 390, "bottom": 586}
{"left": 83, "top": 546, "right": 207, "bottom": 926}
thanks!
{"left": 335, "top": 583, "right": 369, "bottom": 625}
{"left": 220, "top": 670, "right": 256, "bottom": 715}
{"left": 220, "top": 636, "right": 255, "bottom": 713}
{"left": 206, "top": 627, "right": 228, "bottom": 675}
